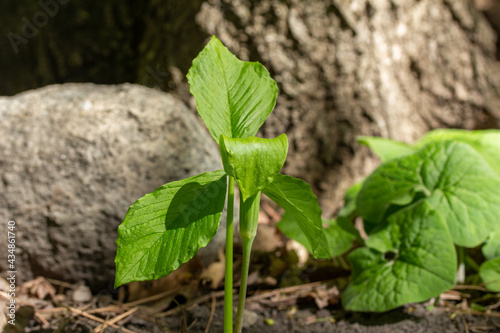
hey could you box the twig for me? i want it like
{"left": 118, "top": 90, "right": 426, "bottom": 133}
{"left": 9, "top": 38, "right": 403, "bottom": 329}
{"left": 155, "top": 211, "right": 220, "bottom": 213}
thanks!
{"left": 204, "top": 293, "right": 217, "bottom": 333}
{"left": 68, "top": 307, "right": 135, "bottom": 333}
{"left": 155, "top": 290, "right": 226, "bottom": 318}
{"left": 486, "top": 300, "right": 500, "bottom": 311}
{"left": 34, "top": 311, "right": 51, "bottom": 328}
{"left": 247, "top": 281, "right": 324, "bottom": 302}
{"left": 453, "top": 285, "right": 490, "bottom": 292}
{"left": 444, "top": 308, "right": 500, "bottom": 318}
{"left": 93, "top": 307, "right": 137, "bottom": 333}
{"left": 462, "top": 315, "right": 469, "bottom": 333}
{"left": 124, "top": 288, "right": 179, "bottom": 307}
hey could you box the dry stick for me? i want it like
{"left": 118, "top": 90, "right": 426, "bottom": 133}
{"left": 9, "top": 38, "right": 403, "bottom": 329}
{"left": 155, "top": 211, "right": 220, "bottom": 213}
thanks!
{"left": 204, "top": 293, "right": 217, "bottom": 333}
{"left": 68, "top": 307, "right": 135, "bottom": 333}
{"left": 34, "top": 311, "right": 51, "bottom": 327}
{"left": 247, "top": 281, "right": 324, "bottom": 302}
{"left": 462, "top": 316, "right": 469, "bottom": 333}
{"left": 453, "top": 285, "right": 490, "bottom": 292}
{"left": 93, "top": 307, "right": 137, "bottom": 333}
{"left": 155, "top": 290, "right": 227, "bottom": 318}
{"left": 124, "top": 288, "right": 180, "bottom": 307}
{"left": 86, "top": 288, "right": 180, "bottom": 314}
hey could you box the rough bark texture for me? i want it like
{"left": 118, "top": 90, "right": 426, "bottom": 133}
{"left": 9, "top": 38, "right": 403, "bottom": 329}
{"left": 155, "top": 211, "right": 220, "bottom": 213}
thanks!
{"left": 195, "top": 0, "right": 500, "bottom": 216}
{"left": 0, "top": 84, "right": 223, "bottom": 289}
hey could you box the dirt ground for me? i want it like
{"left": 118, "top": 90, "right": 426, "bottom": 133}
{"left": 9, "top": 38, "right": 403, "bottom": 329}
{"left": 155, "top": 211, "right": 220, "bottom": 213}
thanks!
{"left": 7, "top": 277, "right": 500, "bottom": 333}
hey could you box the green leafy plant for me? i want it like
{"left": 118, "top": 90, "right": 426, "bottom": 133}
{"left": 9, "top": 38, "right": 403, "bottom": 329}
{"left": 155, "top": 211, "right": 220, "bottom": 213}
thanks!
{"left": 279, "top": 129, "right": 500, "bottom": 312}
{"left": 114, "top": 36, "right": 330, "bottom": 332}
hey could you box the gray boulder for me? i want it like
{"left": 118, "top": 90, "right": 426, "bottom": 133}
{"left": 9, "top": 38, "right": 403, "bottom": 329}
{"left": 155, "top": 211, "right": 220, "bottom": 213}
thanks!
{"left": 0, "top": 83, "right": 223, "bottom": 290}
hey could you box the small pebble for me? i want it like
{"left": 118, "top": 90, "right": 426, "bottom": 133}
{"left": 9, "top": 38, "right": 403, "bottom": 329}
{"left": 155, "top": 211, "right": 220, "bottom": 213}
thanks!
{"left": 242, "top": 309, "right": 259, "bottom": 328}
{"left": 71, "top": 284, "right": 92, "bottom": 303}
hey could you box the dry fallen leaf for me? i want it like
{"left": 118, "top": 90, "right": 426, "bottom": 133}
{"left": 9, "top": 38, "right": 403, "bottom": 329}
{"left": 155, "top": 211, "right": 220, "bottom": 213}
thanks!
{"left": 21, "top": 277, "right": 55, "bottom": 300}
{"left": 201, "top": 248, "right": 225, "bottom": 289}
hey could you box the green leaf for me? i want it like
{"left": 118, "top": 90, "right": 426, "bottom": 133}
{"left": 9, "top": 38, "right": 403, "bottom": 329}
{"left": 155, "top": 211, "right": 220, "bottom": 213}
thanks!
{"left": 415, "top": 129, "right": 500, "bottom": 176}
{"left": 263, "top": 174, "right": 330, "bottom": 259}
{"left": 219, "top": 134, "right": 288, "bottom": 202}
{"left": 324, "top": 219, "right": 357, "bottom": 257}
{"left": 343, "top": 201, "right": 456, "bottom": 312}
{"left": 482, "top": 230, "right": 500, "bottom": 261}
{"left": 358, "top": 141, "right": 500, "bottom": 247}
{"left": 357, "top": 136, "right": 416, "bottom": 162}
{"left": 277, "top": 213, "right": 355, "bottom": 257}
{"left": 115, "top": 170, "right": 227, "bottom": 287}
{"left": 187, "top": 36, "right": 278, "bottom": 143}
{"left": 356, "top": 153, "right": 426, "bottom": 223}
{"left": 479, "top": 257, "right": 500, "bottom": 292}
{"left": 336, "top": 181, "right": 364, "bottom": 242}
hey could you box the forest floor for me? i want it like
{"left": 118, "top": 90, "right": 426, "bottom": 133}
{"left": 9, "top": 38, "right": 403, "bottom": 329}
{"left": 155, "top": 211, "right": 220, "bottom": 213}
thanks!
{"left": 4, "top": 257, "right": 500, "bottom": 333}
{"left": 4, "top": 209, "right": 500, "bottom": 332}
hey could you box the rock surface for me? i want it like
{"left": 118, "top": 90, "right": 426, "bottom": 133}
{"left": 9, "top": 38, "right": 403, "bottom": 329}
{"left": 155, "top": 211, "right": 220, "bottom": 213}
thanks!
{"left": 0, "top": 83, "right": 223, "bottom": 290}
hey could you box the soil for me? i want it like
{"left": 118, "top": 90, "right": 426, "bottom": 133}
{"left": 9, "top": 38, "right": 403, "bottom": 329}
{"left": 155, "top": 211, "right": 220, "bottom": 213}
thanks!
{"left": 18, "top": 291, "right": 500, "bottom": 333}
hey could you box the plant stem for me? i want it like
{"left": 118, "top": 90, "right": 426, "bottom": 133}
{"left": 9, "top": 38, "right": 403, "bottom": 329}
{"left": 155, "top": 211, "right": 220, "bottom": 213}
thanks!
{"left": 456, "top": 246, "right": 465, "bottom": 284}
{"left": 224, "top": 176, "right": 235, "bottom": 333}
{"left": 235, "top": 192, "right": 261, "bottom": 333}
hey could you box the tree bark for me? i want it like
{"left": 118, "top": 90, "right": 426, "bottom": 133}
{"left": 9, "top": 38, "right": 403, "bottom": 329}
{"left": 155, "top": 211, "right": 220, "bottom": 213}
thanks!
{"left": 195, "top": 0, "right": 500, "bottom": 215}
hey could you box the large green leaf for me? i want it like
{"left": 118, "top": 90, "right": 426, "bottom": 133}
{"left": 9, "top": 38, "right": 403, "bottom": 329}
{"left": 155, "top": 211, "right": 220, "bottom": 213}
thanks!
{"left": 343, "top": 201, "right": 456, "bottom": 312}
{"left": 357, "top": 141, "right": 500, "bottom": 247}
{"left": 187, "top": 36, "right": 278, "bottom": 143}
{"left": 357, "top": 136, "right": 416, "bottom": 162}
{"left": 219, "top": 134, "right": 288, "bottom": 202}
{"left": 479, "top": 257, "right": 500, "bottom": 292}
{"left": 415, "top": 129, "right": 500, "bottom": 176}
{"left": 115, "top": 170, "right": 227, "bottom": 287}
{"left": 277, "top": 213, "right": 355, "bottom": 258}
{"left": 263, "top": 174, "right": 330, "bottom": 259}
{"left": 482, "top": 230, "right": 500, "bottom": 261}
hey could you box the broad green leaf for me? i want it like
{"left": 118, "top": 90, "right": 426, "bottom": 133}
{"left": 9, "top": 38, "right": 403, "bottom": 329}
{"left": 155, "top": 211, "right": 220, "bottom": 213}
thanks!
{"left": 343, "top": 201, "right": 456, "bottom": 312}
{"left": 356, "top": 154, "right": 426, "bottom": 223}
{"left": 482, "top": 230, "right": 500, "bottom": 261}
{"left": 358, "top": 136, "right": 416, "bottom": 162}
{"left": 277, "top": 213, "right": 355, "bottom": 257}
{"left": 115, "top": 170, "right": 227, "bottom": 287}
{"left": 219, "top": 134, "right": 288, "bottom": 202}
{"left": 479, "top": 257, "right": 500, "bottom": 292}
{"left": 336, "top": 181, "right": 364, "bottom": 242}
{"left": 358, "top": 141, "right": 500, "bottom": 247}
{"left": 415, "top": 129, "right": 500, "bottom": 176}
{"left": 324, "top": 219, "right": 357, "bottom": 257}
{"left": 263, "top": 174, "right": 330, "bottom": 259}
{"left": 187, "top": 36, "right": 278, "bottom": 143}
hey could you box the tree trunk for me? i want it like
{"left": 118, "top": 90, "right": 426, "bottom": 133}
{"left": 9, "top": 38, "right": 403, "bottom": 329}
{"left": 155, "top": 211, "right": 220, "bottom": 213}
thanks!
{"left": 195, "top": 0, "right": 500, "bottom": 215}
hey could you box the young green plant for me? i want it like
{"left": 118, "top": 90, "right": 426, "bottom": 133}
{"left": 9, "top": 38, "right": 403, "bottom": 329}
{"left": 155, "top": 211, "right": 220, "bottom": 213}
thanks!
{"left": 279, "top": 129, "right": 500, "bottom": 312}
{"left": 114, "top": 36, "right": 330, "bottom": 332}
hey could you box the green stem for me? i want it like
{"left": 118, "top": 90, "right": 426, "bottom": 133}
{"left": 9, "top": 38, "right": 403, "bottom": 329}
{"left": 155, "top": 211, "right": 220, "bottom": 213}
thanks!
{"left": 235, "top": 192, "right": 261, "bottom": 333}
{"left": 456, "top": 246, "right": 465, "bottom": 284}
{"left": 224, "top": 176, "right": 235, "bottom": 333}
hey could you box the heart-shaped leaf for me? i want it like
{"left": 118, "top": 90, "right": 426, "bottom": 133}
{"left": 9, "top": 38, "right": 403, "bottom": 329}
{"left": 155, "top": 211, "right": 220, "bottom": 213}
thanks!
{"left": 343, "top": 201, "right": 456, "bottom": 312}
{"left": 415, "top": 129, "right": 500, "bottom": 176}
{"left": 357, "top": 141, "right": 500, "bottom": 247}
{"left": 220, "top": 134, "right": 288, "bottom": 202}
{"left": 479, "top": 257, "right": 500, "bottom": 292}
{"left": 115, "top": 170, "right": 227, "bottom": 287}
{"left": 483, "top": 231, "right": 500, "bottom": 261}
{"left": 187, "top": 36, "right": 278, "bottom": 143}
{"left": 357, "top": 136, "right": 416, "bottom": 162}
{"left": 263, "top": 174, "right": 330, "bottom": 259}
